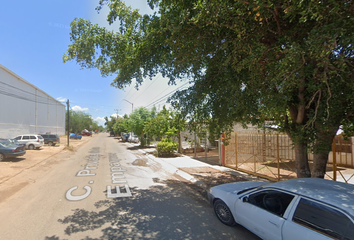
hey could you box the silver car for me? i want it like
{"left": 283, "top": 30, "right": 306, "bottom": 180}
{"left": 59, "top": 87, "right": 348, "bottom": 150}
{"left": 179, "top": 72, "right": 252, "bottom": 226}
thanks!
{"left": 14, "top": 134, "right": 44, "bottom": 150}
{"left": 208, "top": 178, "right": 354, "bottom": 240}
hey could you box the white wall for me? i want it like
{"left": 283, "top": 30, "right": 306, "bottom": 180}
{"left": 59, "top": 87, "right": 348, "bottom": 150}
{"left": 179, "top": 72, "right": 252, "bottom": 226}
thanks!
{"left": 0, "top": 64, "right": 65, "bottom": 138}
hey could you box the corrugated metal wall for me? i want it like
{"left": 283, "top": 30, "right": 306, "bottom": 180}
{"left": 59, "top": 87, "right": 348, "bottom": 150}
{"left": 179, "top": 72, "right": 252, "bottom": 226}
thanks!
{"left": 0, "top": 65, "right": 65, "bottom": 138}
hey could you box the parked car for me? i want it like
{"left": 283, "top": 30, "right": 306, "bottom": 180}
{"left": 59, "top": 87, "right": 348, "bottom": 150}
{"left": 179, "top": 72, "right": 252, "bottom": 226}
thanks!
{"left": 122, "top": 133, "right": 129, "bottom": 142}
{"left": 110, "top": 131, "right": 115, "bottom": 137}
{"left": 0, "top": 140, "right": 26, "bottom": 161}
{"left": 81, "top": 130, "right": 91, "bottom": 136}
{"left": 128, "top": 134, "right": 139, "bottom": 143}
{"left": 40, "top": 134, "right": 60, "bottom": 146}
{"left": 0, "top": 138, "right": 25, "bottom": 150}
{"left": 208, "top": 178, "right": 354, "bottom": 240}
{"left": 14, "top": 134, "right": 44, "bottom": 150}
{"left": 70, "top": 133, "right": 82, "bottom": 140}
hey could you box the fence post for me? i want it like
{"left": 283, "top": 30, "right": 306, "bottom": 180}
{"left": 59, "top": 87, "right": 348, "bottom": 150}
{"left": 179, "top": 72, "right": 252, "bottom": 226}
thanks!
{"left": 222, "top": 132, "right": 225, "bottom": 166}
{"left": 332, "top": 141, "right": 337, "bottom": 181}
{"left": 235, "top": 133, "right": 238, "bottom": 169}
{"left": 277, "top": 134, "right": 280, "bottom": 181}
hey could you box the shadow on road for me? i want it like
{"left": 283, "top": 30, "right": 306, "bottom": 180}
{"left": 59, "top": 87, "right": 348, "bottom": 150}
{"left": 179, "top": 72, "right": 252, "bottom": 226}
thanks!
{"left": 45, "top": 178, "right": 259, "bottom": 240}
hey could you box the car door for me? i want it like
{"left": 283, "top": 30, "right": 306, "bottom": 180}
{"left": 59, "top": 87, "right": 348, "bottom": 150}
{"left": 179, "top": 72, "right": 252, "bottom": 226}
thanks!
{"left": 235, "top": 189, "right": 295, "bottom": 240}
{"left": 282, "top": 197, "right": 354, "bottom": 240}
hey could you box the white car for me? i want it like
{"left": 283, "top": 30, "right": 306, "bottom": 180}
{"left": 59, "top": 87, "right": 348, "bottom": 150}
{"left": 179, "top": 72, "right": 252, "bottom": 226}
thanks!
{"left": 14, "top": 134, "right": 44, "bottom": 150}
{"left": 128, "top": 134, "right": 139, "bottom": 143}
{"left": 208, "top": 178, "right": 354, "bottom": 240}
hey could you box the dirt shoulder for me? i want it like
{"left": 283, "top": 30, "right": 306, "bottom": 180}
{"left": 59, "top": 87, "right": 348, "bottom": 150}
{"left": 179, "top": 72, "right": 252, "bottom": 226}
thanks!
{"left": 0, "top": 135, "right": 93, "bottom": 203}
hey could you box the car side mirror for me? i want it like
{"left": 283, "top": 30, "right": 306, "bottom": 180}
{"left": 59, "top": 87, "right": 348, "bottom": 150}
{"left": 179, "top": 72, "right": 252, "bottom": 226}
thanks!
{"left": 243, "top": 196, "right": 249, "bottom": 202}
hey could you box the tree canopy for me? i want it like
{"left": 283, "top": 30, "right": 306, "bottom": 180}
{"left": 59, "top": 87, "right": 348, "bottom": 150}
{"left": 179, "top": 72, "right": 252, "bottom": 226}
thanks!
{"left": 68, "top": 110, "right": 101, "bottom": 133}
{"left": 64, "top": 0, "right": 354, "bottom": 178}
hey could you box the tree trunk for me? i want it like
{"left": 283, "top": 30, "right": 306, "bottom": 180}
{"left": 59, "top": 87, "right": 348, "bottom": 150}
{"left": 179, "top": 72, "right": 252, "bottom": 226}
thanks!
{"left": 177, "top": 130, "right": 182, "bottom": 153}
{"left": 294, "top": 142, "right": 311, "bottom": 178}
{"left": 312, "top": 152, "right": 329, "bottom": 178}
{"left": 311, "top": 129, "right": 336, "bottom": 178}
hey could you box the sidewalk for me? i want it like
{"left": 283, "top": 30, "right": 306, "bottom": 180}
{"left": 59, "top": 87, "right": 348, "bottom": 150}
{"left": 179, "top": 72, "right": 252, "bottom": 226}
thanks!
{"left": 134, "top": 146, "right": 265, "bottom": 197}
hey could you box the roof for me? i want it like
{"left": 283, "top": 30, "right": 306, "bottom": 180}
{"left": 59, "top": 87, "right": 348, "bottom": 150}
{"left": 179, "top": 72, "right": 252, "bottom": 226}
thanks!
{"left": 0, "top": 64, "right": 65, "bottom": 107}
{"left": 270, "top": 178, "right": 354, "bottom": 216}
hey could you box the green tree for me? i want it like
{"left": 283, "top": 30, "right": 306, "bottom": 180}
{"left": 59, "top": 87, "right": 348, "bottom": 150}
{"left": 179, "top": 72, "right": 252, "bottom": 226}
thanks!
{"left": 67, "top": 110, "right": 95, "bottom": 133}
{"left": 64, "top": 1, "right": 354, "bottom": 178}
{"left": 113, "top": 117, "right": 128, "bottom": 135}
{"left": 144, "top": 106, "right": 186, "bottom": 152}
{"left": 127, "top": 107, "right": 154, "bottom": 145}
{"left": 104, "top": 116, "right": 117, "bottom": 133}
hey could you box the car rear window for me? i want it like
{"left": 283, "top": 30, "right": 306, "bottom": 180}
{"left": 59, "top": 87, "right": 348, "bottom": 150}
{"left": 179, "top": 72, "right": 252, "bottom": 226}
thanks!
{"left": 293, "top": 198, "right": 354, "bottom": 239}
{"left": 38, "top": 136, "right": 43, "bottom": 139}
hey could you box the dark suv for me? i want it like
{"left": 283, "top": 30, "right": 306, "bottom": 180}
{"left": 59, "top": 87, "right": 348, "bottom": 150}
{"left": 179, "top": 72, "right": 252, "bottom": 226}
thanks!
{"left": 40, "top": 134, "right": 60, "bottom": 146}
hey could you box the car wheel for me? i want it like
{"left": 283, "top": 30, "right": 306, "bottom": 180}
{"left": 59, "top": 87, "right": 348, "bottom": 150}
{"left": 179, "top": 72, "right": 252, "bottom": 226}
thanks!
{"left": 213, "top": 199, "right": 236, "bottom": 226}
{"left": 28, "top": 144, "right": 35, "bottom": 150}
{"left": 0, "top": 153, "right": 4, "bottom": 161}
{"left": 48, "top": 141, "right": 53, "bottom": 146}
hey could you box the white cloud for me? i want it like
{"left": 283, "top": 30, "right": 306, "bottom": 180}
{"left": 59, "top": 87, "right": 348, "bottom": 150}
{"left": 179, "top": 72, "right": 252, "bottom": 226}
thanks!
{"left": 56, "top": 97, "right": 67, "bottom": 103}
{"left": 94, "top": 117, "right": 106, "bottom": 126}
{"left": 111, "top": 113, "right": 123, "bottom": 118}
{"left": 72, "top": 105, "right": 89, "bottom": 112}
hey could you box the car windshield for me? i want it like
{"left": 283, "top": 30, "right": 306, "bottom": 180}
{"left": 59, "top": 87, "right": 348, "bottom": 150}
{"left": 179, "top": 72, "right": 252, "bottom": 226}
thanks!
{"left": 9, "top": 139, "right": 19, "bottom": 144}
{"left": 237, "top": 186, "right": 261, "bottom": 195}
{"left": 0, "top": 141, "right": 17, "bottom": 148}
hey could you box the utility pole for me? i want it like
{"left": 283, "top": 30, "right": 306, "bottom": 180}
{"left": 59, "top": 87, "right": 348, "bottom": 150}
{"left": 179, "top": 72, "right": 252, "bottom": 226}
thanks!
{"left": 114, "top": 109, "right": 121, "bottom": 118}
{"left": 66, "top": 99, "right": 70, "bottom": 146}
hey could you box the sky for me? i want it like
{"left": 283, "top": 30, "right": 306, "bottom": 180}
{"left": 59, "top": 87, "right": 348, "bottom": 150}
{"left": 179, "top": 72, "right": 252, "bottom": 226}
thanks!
{"left": 0, "top": 0, "right": 190, "bottom": 126}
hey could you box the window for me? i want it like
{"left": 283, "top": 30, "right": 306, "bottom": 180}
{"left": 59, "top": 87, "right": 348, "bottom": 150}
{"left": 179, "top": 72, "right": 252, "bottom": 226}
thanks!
{"left": 293, "top": 198, "right": 354, "bottom": 239}
{"left": 30, "top": 136, "right": 36, "bottom": 139}
{"left": 23, "top": 136, "right": 30, "bottom": 140}
{"left": 248, "top": 190, "right": 295, "bottom": 216}
{"left": 14, "top": 136, "right": 21, "bottom": 140}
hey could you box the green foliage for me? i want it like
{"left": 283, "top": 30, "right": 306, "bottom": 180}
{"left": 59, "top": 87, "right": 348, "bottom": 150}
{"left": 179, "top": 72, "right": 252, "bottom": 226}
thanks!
{"left": 64, "top": 0, "right": 354, "bottom": 177}
{"left": 144, "top": 105, "right": 186, "bottom": 152}
{"left": 144, "top": 105, "right": 185, "bottom": 138}
{"left": 67, "top": 110, "right": 98, "bottom": 133}
{"left": 113, "top": 117, "right": 128, "bottom": 135}
{"left": 156, "top": 138, "right": 178, "bottom": 156}
{"left": 127, "top": 107, "right": 155, "bottom": 145}
{"left": 104, "top": 116, "right": 116, "bottom": 133}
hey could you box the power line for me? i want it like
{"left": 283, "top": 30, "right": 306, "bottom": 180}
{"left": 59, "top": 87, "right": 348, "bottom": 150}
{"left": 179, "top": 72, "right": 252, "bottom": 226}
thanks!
{"left": 131, "top": 74, "right": 162, "bottom": 102}
{"left": 145, "top": 82, "right": 190, "bottom": 108}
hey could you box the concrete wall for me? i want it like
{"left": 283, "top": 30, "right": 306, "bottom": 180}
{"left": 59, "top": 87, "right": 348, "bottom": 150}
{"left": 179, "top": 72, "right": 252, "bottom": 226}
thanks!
{"left": 0, "top": 64, "right": 65, "bottom": 138}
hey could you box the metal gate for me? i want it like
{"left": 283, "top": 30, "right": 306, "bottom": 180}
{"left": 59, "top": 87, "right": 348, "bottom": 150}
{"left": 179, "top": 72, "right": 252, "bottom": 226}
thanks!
{"left": 224, "top": 133, "right": 354, "bottom": 182}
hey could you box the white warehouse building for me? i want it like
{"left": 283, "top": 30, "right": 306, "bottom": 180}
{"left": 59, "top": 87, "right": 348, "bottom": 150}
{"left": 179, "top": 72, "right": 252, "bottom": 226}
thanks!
{"left": 0, "top": 64, "right": 65, "bottom": 138}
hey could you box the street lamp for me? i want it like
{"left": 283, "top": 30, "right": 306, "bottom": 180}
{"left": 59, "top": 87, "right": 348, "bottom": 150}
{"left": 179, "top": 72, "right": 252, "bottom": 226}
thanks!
{"left": 122, "top": 99, "right": 133, "bottom": 113}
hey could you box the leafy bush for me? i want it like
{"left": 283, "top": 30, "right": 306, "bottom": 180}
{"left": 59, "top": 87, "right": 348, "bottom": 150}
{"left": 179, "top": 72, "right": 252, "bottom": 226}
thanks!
{"left": 157, "top": 138, "right": 178, "bottom": 156}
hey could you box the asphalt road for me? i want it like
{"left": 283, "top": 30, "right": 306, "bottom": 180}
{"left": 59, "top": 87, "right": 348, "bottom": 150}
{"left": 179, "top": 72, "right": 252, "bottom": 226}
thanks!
{"left": 0, "top": 133, "right": 259, "bottom": 240}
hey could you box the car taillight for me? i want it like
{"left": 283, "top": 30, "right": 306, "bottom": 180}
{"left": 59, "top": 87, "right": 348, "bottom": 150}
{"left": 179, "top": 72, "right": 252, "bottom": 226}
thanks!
{"left": 37, "top": 139, "right": 39, "bottom": 142}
